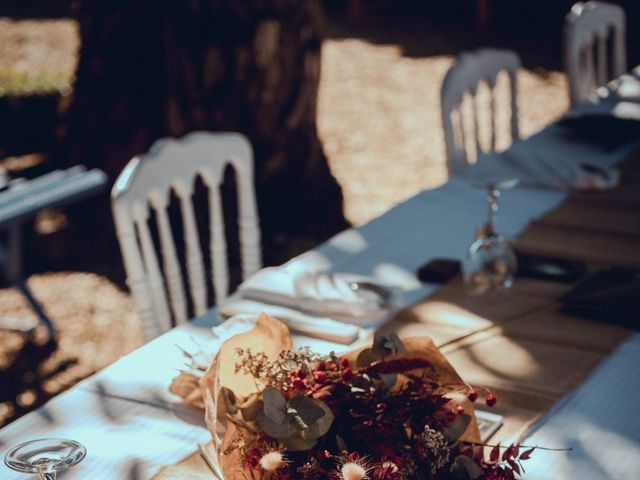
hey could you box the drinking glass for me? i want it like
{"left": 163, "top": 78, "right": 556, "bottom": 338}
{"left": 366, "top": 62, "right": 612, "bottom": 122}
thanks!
{"left": 4, "top": 438, "right": 86, "bottom": 479}
{"left": 462, "top": 175, "right": 518, "bottom": 294}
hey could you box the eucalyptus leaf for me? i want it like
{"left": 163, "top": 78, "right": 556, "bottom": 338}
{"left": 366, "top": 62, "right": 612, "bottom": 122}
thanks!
{"left": 379, "top": 373, "right": 398, "bottom": 388}
{"left": 443, "top": 413, "right": 471, "bottom": 444}
{"left": 263, "top": 387, "right": 287, "bottom": 423}
{"left": 288, "top": 395, "right": 326, "bottom": 428}
{"left": 356, "top": 348, "right": 377, "bottom": 368}
{"left": 450, "top": 455, "right": 482, "bottom": 480}
{"left": 282, "top": 435, "right": 318, "bottom": 451}
{"left": 299, "top": 399, "right": 334, "bottom": 440}
{"left": 372, "top": 332, "right": 392, "bottom": 358}
{"left": 256, "top": 410, "right": 296, "bottom": 440}
{"left": 388, "top": 333, "right": 407, "bottom": 353}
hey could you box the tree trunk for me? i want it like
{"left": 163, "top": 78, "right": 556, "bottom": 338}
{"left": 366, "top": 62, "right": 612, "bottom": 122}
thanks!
{"left": 62, "top": 0, "right": 348, "bottom": 267}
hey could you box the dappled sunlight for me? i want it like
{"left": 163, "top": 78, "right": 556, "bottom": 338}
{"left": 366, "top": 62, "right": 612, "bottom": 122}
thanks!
{"left": 418, "top": 300, "right": 492, "bottom": 330}
{"left": 318, "top": 38, "right": 568, "bottom": 225}
{"left": 372, "top": 262, "right": 422, "bottom": 290}
{"left": 326, "top": 229, "right": 369, "bottom": 254}
{"left": 467, "top": 337, "right": 540, "bottom": 380}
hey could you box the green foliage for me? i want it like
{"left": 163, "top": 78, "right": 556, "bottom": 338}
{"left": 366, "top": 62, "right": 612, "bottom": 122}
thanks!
{"left": 0, "top": 69, "right": 73, "bottom": 97}
{"left": 256, "top": 387, "right": 334, "bottom": 451}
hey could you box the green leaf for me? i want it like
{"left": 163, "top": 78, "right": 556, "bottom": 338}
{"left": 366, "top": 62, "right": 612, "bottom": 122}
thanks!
{"left": 450, "top": 455, "right": 482, "bottom": 480}
{"left": 288, "top": 396, "right": 326, "bottom": 429}
{"left": 282, "top": 435, "right": 317, "bottom": 451}
{"left": 263, "top": 387, "right": 287, "bottom": 423}
{"left": 372, "top": 333, "right": 392, "bottom": 358}
{"left": 388, "top": 333, "right": 407, "bottom": 353}
{"left": 356, "top": 348, "right": 377, "bottom": 368}
{"left": 299, "top": 399, "right": 334, "bottom": 440}
{"left": 256, "top": 410, "right": 296, "bottom": 440}
{"left": 379, "top": 373, "right": 398, "bottom": 388}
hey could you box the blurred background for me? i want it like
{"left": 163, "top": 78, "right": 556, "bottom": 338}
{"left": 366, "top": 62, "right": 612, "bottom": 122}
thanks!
{"left": 1, "top": 0, "right": 639, "bottom": 427}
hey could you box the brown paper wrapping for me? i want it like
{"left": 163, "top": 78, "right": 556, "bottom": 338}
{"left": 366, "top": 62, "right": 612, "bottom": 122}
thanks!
{"left": 170, "top": 313, "right": 480, "bottom": 479}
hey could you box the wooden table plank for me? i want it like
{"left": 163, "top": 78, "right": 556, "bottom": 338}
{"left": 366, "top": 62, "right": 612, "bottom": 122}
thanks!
{"left": 442, "top": 333, "right": 607, "bottom": 402}
{"left": 540, "top": 200, "right": 640, "bottom": 236}
{"left": 517, "top": 222, "right": 640, "bottom": 266}
{"left": 501, "top": 311, "right": 632, "bottom": 353}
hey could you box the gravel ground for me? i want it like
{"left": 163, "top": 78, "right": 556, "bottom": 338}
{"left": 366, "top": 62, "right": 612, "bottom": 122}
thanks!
{"left": 0, "top": 18, "right": 77, "bottom": 71}
{"left": 318, "top": 39, "right": 568, "bottom": 224}
{"left": 0, "top": 13, "right": 569, "bottom": 424}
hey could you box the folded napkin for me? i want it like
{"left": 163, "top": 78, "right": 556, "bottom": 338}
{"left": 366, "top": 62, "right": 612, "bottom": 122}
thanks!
{"left": 469, "top": 134, "right": 623, "bottom": 192}
{"left": 467, "top": 69, "right": 640, "bottom": 192}
{"left": 219, "top": 264, "right": 401, "bottom": 344}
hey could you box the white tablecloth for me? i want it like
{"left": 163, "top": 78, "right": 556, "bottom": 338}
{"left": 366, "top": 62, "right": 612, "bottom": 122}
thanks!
{"left": 1, "top": 136, "right": 637, "bottom": 478}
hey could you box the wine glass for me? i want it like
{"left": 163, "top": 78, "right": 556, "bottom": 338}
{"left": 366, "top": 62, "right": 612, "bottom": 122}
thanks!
{"left": 4, "top": 438, "right": 86, "bottom": 479}
{"left": 462, "top": 174, "right": 519, "bottom": 294}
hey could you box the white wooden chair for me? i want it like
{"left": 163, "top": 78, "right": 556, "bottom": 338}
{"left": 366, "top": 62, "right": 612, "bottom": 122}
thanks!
{"left": 440, "top": 48, "right": 521, "bottom": 176}
{"left": 111, "top": 132, "right": 261, "bottom": 341}
{"left": 564, "top": 1, "right": 626, "bottom": 107}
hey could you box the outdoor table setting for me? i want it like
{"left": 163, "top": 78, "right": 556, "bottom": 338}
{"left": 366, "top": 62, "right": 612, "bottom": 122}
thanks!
{"left": 2, "top": 62, "right": 640, "bottom": 480}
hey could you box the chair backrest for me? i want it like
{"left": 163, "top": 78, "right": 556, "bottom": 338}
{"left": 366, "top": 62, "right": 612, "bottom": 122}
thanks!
{"left": 441, "top": 48, "right": 520, "bottom": 176}
{"left": 564, "top": 1, "right": 626, "bottom": 106}
{"left": 111, "top": 131, "right": 261, "bottom": 340}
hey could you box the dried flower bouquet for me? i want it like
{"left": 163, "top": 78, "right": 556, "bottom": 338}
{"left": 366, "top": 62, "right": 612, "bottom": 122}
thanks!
{"left": 171, "top": 314, "right": 538, "bottom": 480}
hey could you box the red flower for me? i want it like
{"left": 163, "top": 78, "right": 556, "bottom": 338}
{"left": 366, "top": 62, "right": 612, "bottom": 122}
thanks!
{"left": 486, "top": 392, "right": 497, "bottom": 407}
{"left": 467, "top": 388, "right": 478, "bottom": 402}
{"left": 314, "top": 371, "right": 328, "bottom": 384}
{"left": 291, "top": 378, "right": 307, "bottom": 390}
{"left": 341, "top": 367, "right": 354, "bottom": 381}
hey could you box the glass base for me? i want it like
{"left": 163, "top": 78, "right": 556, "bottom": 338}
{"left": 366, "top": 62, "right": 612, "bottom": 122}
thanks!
{"left": 4, "top": 438, "right": 86, "bottom": 479}
{"left": 463, "top": 235, "right": 517, "bottom": 295}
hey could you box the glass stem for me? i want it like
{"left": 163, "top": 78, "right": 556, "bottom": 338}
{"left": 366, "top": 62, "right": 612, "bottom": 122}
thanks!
{"left": 38, "top": 470, "right": 56, "bottom": 480}
{"left": 485, "top": 185, "right": 499, "bottom": 236}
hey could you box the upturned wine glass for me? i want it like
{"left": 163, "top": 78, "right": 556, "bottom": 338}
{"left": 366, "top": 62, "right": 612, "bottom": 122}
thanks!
{"left": 4, "top": 438, "right": 86, "bottom": 479}
{"left": 462, "top": 175, "right": 519, "bottom": 294}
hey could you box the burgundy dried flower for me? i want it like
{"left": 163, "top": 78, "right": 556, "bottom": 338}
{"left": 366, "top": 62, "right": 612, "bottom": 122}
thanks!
{"left": 314, "top": 371, "right": 328, "bottom": 384}
{"left": 362, "top": 357, "right": 431, "bottom": 376}
{"left": 467, "top": 387, "right": 478, "bottom": 402}
{"left": 341, "top": 367, "right": 354, "bottom": 381}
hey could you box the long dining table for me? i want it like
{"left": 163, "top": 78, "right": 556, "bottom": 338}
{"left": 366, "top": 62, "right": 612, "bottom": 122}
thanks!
{"left": 2, "top": 107, "right": 640, "bottom": 479}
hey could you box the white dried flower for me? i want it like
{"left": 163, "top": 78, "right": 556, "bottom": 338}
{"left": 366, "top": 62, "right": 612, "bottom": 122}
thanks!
{"left": 341, "top": 462, "right": 368, "bottom": 480}
{"left": 259, "top": 451, "right": 285, "bottom": 471}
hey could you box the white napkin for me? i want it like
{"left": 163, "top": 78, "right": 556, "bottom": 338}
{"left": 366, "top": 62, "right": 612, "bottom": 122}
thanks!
{"left": 212, "top": 314, "right": 367, "bottom": 355}
{"left": 469, "top": 137, "right": 622, "bottom": 192}
{"left": 219, "top": 263, "right": 400, "bottom": 344}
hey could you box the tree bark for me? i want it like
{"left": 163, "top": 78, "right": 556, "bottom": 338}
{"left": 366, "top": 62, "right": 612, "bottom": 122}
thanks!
{"left": 62, "top": 0, "right": 348, "bottom": 266}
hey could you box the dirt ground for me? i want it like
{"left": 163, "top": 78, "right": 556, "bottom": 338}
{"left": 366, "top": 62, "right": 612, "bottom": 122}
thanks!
{"left": 0, "top": 7, "right": 569, "bottom": 425}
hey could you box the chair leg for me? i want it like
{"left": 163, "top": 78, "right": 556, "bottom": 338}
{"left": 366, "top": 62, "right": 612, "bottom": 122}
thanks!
{"left": 6, "top": 224, "right": 22, "bottom": 279}
{"left": 0, "top": 237, "right": 56, "bottom": 335}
